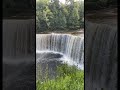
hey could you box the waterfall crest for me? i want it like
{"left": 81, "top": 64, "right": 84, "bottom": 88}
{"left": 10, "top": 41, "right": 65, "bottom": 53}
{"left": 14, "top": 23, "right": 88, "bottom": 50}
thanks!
{"left": 3, "top": 19, "right": 35, "bottom": 57}
{"left": 36, "top": 34, "right": 84, "bottom": 69}
{"left": 85, "top": 22, "right": 117, "bottom": 89}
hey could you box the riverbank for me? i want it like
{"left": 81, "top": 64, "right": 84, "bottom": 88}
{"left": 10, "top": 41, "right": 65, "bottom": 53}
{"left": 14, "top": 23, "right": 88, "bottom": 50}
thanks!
{"left": 85, "top": 8, "right": 117, "bottom": 26}
{"left": 36, "top": 28, "right": 84, "bottom": 36}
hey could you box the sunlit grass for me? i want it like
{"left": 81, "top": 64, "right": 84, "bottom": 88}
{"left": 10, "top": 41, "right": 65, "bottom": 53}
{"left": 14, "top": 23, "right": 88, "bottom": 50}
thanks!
{"left": 36, "top": 64, "right": 84, "bottom": 90}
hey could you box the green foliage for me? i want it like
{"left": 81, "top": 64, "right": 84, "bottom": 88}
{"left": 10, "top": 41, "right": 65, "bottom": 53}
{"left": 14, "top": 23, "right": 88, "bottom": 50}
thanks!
{"left": 36, "top": 0, "right": 84, "bottom": 33}
{"left": 36, "top": 64, "right": 84, "bottom": 90}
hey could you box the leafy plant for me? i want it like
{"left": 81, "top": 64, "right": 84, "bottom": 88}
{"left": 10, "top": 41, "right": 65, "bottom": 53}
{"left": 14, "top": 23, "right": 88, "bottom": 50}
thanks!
{"left": 36, "top": 63, "right": 84, "bottom": 90}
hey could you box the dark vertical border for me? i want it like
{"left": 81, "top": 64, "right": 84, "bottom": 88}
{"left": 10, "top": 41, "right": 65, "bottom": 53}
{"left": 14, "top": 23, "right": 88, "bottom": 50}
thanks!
{"left": 1, "top": 0, "right": 3, "bottom": 90}
{"left": 1, "top": 0, "right": 36, "bottom": 89}
{"left": 35, "top": 0, "right": 37, "bottom": 89}
{"left": 84, "top": 0, "right": 85, "bottom": 89}
{"left": 84, "top": 1, "right": 119, "bottom": 89}
{"left": 117, "top": 0, "right": 119, "bottom": 89}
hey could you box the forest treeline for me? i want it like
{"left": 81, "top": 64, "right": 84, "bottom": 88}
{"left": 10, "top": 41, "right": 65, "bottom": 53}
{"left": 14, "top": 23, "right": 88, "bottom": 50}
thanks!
{"left": 36, "top": 0, "right": 84, "bottom": 33}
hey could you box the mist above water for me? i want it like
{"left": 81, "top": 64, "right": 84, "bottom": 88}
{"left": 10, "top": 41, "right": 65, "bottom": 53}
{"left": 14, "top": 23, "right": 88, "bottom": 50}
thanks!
{"left": 36, "top": 34, "right": 84, "bottom": 70}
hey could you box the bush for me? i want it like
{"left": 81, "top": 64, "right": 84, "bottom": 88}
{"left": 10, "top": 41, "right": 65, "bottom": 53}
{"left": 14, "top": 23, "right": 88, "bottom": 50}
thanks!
{"left": 36, "top": 64, "right": 84, "bottom": 90}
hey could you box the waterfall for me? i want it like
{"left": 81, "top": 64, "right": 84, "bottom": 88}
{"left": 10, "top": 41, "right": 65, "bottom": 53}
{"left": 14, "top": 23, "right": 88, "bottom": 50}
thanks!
{"left": 3, "top": 19, "right": 35, "bottom": 90}
{"left": 85, "top": 22, "right": 117, "bottom": 89}
{"left": 36, "top": 33, "right": 84, "bottom": 69}
{"left": 3, "top": 19, "right": 35, "bottom": 57}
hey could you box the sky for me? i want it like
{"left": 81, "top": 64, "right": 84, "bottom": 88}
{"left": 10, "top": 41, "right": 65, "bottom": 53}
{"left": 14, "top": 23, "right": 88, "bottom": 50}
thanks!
{"left": 36, "top": 0, "right": 84, "bottom": 3}
{"left": 59, "top": 0, "right": 65, "bottom": 4}
{"left": 59, "top": 0, "right": 84, "bottom": 4}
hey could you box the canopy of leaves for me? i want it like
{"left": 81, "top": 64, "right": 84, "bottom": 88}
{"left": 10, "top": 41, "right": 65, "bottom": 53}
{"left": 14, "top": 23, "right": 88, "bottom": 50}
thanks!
{"left": 36, "top": 0, "right": 84, "bottom": 33}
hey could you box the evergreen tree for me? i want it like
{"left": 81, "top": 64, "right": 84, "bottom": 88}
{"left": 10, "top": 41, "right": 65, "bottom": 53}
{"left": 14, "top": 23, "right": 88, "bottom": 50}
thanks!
{"left": 36, "top": 0, "right": 84, "bottom": 32}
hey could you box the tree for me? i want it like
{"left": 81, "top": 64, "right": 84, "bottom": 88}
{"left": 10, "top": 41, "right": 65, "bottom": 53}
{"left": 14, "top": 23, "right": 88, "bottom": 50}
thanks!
{"left": 36, "top": 0, "right": 84, "bottom": 33}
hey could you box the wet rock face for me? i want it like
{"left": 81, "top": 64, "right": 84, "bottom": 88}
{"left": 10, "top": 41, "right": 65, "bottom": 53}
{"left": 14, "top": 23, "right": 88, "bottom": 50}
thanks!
{"left": 85, "top": 22, "right": 117, "bottom": 90}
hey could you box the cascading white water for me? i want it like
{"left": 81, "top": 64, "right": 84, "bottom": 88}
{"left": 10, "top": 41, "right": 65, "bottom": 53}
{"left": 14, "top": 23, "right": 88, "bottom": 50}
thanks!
{"left": 36, "top": 33, "right": 84, "bottom": 70}
{"left": 3, "top": 19, "right": 35, "bottom": 90}
{"left": 85, "top": 21, "right": 117, "bottom": 89}
{"left": 3, "top": 19, "right": 35, "bottom": 57}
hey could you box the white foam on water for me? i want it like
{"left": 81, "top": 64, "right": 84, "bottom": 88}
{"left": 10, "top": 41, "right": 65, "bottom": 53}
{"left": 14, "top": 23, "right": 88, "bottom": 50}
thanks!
{"left": 36, "top": 33, "right": 84, "bottom": 70}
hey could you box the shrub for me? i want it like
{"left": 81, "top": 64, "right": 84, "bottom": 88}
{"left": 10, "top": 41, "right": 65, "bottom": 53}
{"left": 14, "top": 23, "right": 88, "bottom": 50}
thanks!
{"left": 36, "top": 64, "right": 84, "bottom": 90}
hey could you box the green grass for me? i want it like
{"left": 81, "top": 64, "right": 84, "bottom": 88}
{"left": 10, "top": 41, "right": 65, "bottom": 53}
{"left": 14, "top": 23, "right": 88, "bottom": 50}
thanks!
{"left": 36, "top": 64, "right": 84, "bottom": 90}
